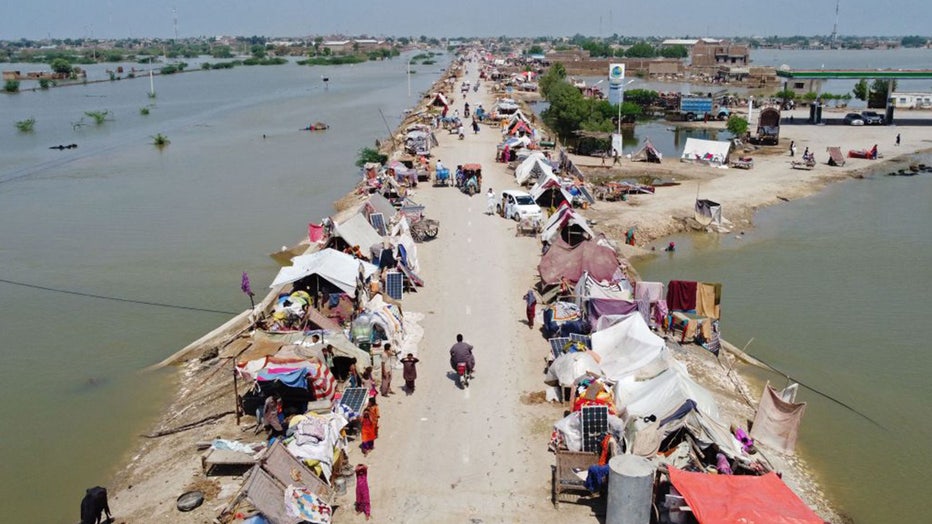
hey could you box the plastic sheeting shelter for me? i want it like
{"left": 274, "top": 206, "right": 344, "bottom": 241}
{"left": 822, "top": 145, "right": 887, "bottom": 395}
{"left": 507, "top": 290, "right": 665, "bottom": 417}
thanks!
{"left": 750, "top": 383, "right": 807, "bottom": 453}
{"left": 546, "top": 351, "right": 602, "bottom": 387}
{"left": 591, "top": 314, "right": 667, "bottom": 381}
{"left": 530, "top": 172, "right": 574, "bottom": 209}
{"left": 694, "top": 199, "right": 722, "bottom": 226}
{"left": 514, "top": 152, "right": 554, "bottom": 185}
{"left": 270, "top": 248, "right": 378, "bottom": 295}
{"left": 613, "top": 361, "right": 720, "bottom": 423}
{"left": 681, "top": 138, "right": 732, "bottom": 166}
{"left": 631, "top": 139, "right": 663, "bottom": 163}
{"left": 669, "top": 467, "right": 823, "bottom": 524}
{"left": 333, "top": 213, "right": 384, "bottom": 253}
{"left": 538, "top": 237, "right": 620, "bottom": 286}
{"left": 540, "top": 204, "right": 595, "bottom": 245}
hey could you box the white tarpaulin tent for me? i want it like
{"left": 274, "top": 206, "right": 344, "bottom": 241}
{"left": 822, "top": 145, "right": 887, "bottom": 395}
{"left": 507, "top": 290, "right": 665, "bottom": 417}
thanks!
{"left": 270, "top": 248, "right": 378, "bottom": 294}
{"left": 540, "top": 205, "right": 595, "bottom": 244}
{"left": 546, "top": 351, "right": 602, "bottom": 387}
{"left": 530, "top": 172, "right": 574, "bottom": 209}
{"left": 613, "top": 360, "right": 720, "bottom": 423}
{"left": 681, "top": 138, "right": 732, "bottom": 166}
{"left": 694, "top": 199, "right": 723, "bottom": 227}
{"left": 592, "top": 314, "right": 668, "bottom": 380}
{"left": 514, "top": 152, "right": 554, "bottom": 185}
{"left": 333, "top": 213, "right": 384, "bottom": 252}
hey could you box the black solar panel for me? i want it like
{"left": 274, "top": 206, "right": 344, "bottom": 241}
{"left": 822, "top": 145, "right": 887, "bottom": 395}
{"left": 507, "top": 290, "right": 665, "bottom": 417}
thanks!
{"left": 385, "top": 271, "right": 403, "bottom": 300}
{"left": 569, "top": 333, "right": 591, "bottom": 349}
{"left": 581, "top": 405, "right": 609, "bottom": 453}
{"left": 339, "top": 387, "right": 368, "bottom": 416}
{"left": 549, "top": 337, "right": 571, "bottom": 360}
{"left": 369, "top": 213, "right": 387, "bottom": 236}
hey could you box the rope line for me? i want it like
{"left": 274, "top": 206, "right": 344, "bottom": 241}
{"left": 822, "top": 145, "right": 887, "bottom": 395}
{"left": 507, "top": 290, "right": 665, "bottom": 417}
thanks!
{"left": 0, "top": 277, "right": 239, "bottom": 316}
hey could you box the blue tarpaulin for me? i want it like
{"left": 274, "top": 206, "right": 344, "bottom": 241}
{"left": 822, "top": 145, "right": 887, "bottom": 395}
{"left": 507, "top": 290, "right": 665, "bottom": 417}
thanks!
{"left": 257, "top": 368, "right": 309, "bottom": 389}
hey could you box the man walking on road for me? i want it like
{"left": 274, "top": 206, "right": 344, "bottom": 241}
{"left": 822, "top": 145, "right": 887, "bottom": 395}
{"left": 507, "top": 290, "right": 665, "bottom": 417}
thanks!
{"left": 486, "top": 188, "right": 497, "bottom": 215}
{"left": 524, "top": 289, "right": 537, "bottom": 329}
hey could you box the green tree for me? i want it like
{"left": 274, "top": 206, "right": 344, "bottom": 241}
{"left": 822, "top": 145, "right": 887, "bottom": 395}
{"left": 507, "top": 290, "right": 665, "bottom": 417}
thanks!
{"left": 624, "top": 42, "right": 656, "bottom": 58}
{"left": 726, "top": 115, "right": 749, "bottom": 137}
{"left": 3, "top": 80, "right": 19, "bottom": 93}
{"left": 868, "top": 79, "right": 896, "bottom": 108}
{"left": 624, "top": 89, "right": 659, "bottom": 108}
{"left": 901, "top": 35, "right": 928, "bottom": 48}
{"left": 774, "top": 88, "right": 797, "bottom": 101}
{"left": 538, "top": 62, "right": 566, "bottom": 99}
{"left": 250, "top": 45, "right": 266, "bottom": 59}
{"left": 852, "top": 79, "right": 869, "bottom": 101}
{"left": 355, "top": 147, "right": 387, "bottom": 167}
{"left": 526, "top": 45, "right": 544, "bottom": 55}
{"left": 50, "top": 58, "right": 73, "bottom": 75}
{"left": 659, "top": 45, "right": 688, "bottom": 59}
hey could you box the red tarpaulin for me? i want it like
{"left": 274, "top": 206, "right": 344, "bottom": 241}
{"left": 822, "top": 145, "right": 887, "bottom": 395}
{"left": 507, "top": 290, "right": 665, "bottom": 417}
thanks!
{"left": 538, "top": 237, "right": 619, "bottom": 285}
{"left": 669, "top": 467, "right": 823, "bottom": 524}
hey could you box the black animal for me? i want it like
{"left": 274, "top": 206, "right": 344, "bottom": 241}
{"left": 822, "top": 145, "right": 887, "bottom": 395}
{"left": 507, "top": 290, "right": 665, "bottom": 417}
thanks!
{"left": 80, "top": 486, "right": 112, "bottom": 524}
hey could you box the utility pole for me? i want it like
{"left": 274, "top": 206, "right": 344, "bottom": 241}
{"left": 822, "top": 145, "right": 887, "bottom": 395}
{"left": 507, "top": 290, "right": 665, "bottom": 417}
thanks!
{"left": 831, "top": 0, "right": 840, "bottom": 49}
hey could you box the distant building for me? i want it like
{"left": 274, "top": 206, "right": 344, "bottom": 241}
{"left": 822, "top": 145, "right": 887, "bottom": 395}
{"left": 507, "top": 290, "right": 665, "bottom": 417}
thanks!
{"left": 691, "top": 41, "right": 749, "bottom": 67}
{"left": 890, "top": 92, "right": 932, "bottom": 109}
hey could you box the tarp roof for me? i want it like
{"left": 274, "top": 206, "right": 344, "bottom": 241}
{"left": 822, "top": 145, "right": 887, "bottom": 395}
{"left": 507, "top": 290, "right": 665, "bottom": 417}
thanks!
{"left": 530, "top": 172, "right": 574, "bottom": 209}
{"left": 430, "top": 92, "right": 449, "bottom": 107}
{"left": 591, "top": 314, "right": 668, "bottom": 381}
{"left": 366, "top": 193, "right": 397, "bottom": 220}
{"left": 333, "top": 212, "right": 384, "bottom": 251}
{"left": 540, "top": 203, "right": 595, "bottom": 244}
{"left": 681, "top": 138, "right": 732, "bottom": 164}
{"left": 270, "top": 248, "right": 378, "bottom": 294}
{"left": 514, "top": 152, "right": 554, "bottom": 185}
{"left": 613, "top": 361, "right": 720, "bottom": 423}
{"left": 669, "top": 468, "right": 823, "bottom": 524}
{"left": 631, "top": 139, "right": 663, "bottom": 163}
{"left": 538, "top": 236, "right": 619, "bottom": 286}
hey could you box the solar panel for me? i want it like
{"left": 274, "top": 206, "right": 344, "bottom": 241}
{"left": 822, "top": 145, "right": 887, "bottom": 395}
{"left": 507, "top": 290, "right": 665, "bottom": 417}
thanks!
{"left": 581, "top": 405, "right": 609, "bottom": 453}
{"left": 385, "top": 271, "right": 403, "bottom": 300}
{"left": 369, "top": 213, "right": 387, "bottom": 236}
{"left": 569, "top": 333, "right": 591, "bottom": 349}
{"left": 339, "top": 387, "right": 368, "bottom": 417}
{"left": 577, "top": 185, "right": 595, "bottom": 204}
{"left": 549, "top": 337, "right": 571, "bottom": 360}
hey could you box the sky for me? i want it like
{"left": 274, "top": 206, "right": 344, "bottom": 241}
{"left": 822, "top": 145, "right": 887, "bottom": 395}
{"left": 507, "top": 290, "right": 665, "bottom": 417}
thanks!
{"left": 2, "top": 0, "right": 929, "bottom": 41}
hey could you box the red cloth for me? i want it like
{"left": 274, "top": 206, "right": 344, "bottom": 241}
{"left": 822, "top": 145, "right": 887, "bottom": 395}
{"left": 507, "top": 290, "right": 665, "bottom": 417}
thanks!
{"left": 308, "top": 223, "right": 324, "bottom": 243}
{"left": 669, "top": 467, "right": 823, "bottom": 524}
{"left": 666, "top": 280, "right": 697, "bottom": 311}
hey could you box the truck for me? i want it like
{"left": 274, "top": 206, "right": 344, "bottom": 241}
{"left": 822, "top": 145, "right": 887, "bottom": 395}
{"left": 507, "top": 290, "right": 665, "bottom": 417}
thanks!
{"left": 754, "top": 107, "right": 781, "bottom": 145}
{"left": 666, "top": 96, "right": 730, "bottom": 122}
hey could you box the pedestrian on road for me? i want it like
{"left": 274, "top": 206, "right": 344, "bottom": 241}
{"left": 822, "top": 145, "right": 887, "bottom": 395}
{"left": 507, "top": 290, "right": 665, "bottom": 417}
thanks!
{"left": 486, "top": 188, "right": 497, "bottom": 215}
{"left": 524, "top": 289, "right": 537, "bottom": 329}
{"left": 354, "top": 464, "right": 371, "bottom": 520}
{"left": 380, "top": 344, "right": 396, "bottom": 397}
{"left": 360, "top": 397, "right": 379, "bottom": 455}
{"left": 401, "top": 353, "right": 420, "bottom": 394}
{"left": 896, "top": 133, "right": 901, "bottom": 146}
{"left": 789, "top": 140, "right": 796, "bottom": 157}
{"left": 472, "top": 119, "right": 480, "bottom": 134}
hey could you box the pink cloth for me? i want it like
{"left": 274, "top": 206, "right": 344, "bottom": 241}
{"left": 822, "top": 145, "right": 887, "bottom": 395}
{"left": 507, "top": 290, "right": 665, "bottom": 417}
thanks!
{"left": 355, "top": 466, "right": 371, "bottom": 518}
{"left": 634, "top": 281, "right": 664, "bottom": 303}
{"left": 308, "top": 223, "right": 325, "bottom": 243}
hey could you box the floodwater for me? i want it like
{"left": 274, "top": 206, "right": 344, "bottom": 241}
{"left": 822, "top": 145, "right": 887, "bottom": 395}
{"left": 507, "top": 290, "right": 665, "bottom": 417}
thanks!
{"left": 636, "top": 163, "right": 932, "bottom": 522}
{"left": 0, "top": 52, "right": 450, "bottom": 522}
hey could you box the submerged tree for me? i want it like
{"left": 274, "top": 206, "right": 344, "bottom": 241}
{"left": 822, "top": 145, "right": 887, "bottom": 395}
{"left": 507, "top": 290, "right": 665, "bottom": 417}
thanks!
{"left": 85, "top": 110, "right": 111, "bottom": 124}
{"left": 151, "top": 133, "right": 170, "bottom": 148}
{"left": 15, "top": 117, "right": 36, "bottom": 133}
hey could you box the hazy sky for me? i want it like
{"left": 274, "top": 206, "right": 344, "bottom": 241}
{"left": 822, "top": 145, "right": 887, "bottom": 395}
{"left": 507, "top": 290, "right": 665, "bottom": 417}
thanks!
{"left": 3, "top": 0, "right": 929, "bottom": 40}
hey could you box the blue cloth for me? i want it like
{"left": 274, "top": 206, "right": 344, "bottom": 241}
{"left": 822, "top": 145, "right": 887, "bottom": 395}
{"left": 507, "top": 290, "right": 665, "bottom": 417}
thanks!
{"left": 328, "top": 293, "right": 341, "bottom": 307}
{"left": 257, "top": 368, "right": 308, "bottom": 389}
{"left": 398, "top": 244, "right": 408, "bottom": 268}
{"left": 584, "top": 464, "right": 610, "bottom": 493}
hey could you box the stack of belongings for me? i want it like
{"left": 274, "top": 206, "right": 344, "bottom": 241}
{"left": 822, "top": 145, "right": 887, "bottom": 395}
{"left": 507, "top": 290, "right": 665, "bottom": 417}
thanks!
{"left": 665, "top": 280, "right": 722, "bottom": 353}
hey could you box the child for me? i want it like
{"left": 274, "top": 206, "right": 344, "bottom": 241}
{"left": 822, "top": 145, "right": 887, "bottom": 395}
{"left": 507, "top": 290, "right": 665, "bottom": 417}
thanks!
{"left": 360, "top": 397, "right": 379, "bottom": 455}
{"left": 400, "top": 353, "right": 420, "bottom": 394}
{"left": 354, "top": 464, "right": 371, "bottom": 520}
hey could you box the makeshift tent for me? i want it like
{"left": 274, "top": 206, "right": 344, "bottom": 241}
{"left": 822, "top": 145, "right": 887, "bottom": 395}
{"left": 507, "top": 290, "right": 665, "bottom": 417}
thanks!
{"left": 530, "top": 172, "right": 574, "bottom": 209}
{"left": 270, "top": 249, "right": 378, "bottom": 296}
{"left": 826, "top": 146, "right": 846, "bottom": 166}
{"left": 540, "top": 203, "right": 595, "bottom": 245}
{"left": 332, "top": 213, "right": 384, "bottom": 254}
{"left": 750, "top": 383, "right": 807, "bottom": 453}
{"left": 365, "top": 193, "right": 397, "bottom": 222}
{"left": 506, "top": 119, "right": 533, "bottom": 136}
{"left": 546, "top": 351, "right": 602, "bottom": 387}
{"left": 514, "top": 152, "right": 554, "bottom": 185}
{"left": 429, "top": 92, "right": 449, "bottom": 108}
{"left": 681, "top": 138, "right": 732, "bottom": 166}
{"left": 613, "top": 361, "right": 719, "bottom": 423}
{"left": 501, "top": 135, "right": 531, "bottom": 150}
{"left": 591, "top": 314, "right": 667, "bottom": 381}
{"left": 538, "top": 237, "right": 621, "bottom": 286}
{"left": 507, "top": 109, "right": 532, "bottom": 125}
{"left": 694, "top": 199, "right": 723, "bottom": 227}
{"left": 575, "top": 271, "right": 633, "bottom": 302}
{"left": 668, "top": 468, "right": 823, "bottom": 524}
{"left": 631, "top": 139, "right": 663, "bottom": 163}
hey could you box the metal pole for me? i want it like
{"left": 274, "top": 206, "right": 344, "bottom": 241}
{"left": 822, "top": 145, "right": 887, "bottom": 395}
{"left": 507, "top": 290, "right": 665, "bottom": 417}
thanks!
{"left": 407, "top": 56, "right": 412, "bottom": 97}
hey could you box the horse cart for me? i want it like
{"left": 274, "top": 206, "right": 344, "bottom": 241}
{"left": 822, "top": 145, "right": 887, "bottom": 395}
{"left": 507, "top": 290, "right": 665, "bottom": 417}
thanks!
{"left": 410, "top": 218, "right": 440, "bottom": 242}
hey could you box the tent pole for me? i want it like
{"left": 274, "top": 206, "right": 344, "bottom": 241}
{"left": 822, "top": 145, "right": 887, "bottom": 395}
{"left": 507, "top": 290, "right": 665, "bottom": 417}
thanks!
{"left": 233, "top": 367, "right": 241, "bottom": 425}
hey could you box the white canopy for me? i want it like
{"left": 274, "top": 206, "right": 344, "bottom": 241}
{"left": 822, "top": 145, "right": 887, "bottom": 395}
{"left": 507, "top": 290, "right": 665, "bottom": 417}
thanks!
{"left": 540, "top": 205, "right": 595, "bottom": 244}
{"left": 681, "top": 138, "right": 732, "bottom": 166}
{"left": 613, "top": 360, "right": 720, "bottom": 423}
{"left": 270, "top": 248, "right": 378, "bottom": 294}
{"left": 591, "top": 314, "right": 668, "bottom": 381}
{"left": 333, "top": 213, "right": 384, "bottom": 252}
{"left": 514, "top": 152, "right": 554, "bottom": 185}
{"left": 546, "top": 351, "right": 602, "bottom": 387}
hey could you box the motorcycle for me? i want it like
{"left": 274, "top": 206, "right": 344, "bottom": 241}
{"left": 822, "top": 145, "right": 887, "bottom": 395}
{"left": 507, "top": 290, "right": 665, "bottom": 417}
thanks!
{"left": 455, "top": 362, "right": 471, "bottom": 388}
{"left": 458, "top": 132, "right": 465, "bottom": 140}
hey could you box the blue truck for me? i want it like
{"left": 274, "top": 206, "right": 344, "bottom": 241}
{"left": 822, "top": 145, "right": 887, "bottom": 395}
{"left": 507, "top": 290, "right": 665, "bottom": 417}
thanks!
{"left": 667, "top": 96, "right": 730, "bottom": 122}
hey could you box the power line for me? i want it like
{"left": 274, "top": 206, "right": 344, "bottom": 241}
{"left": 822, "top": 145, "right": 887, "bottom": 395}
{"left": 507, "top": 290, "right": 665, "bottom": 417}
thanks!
{"left": 0, "top": 277, "right": 239, "bottom": 316}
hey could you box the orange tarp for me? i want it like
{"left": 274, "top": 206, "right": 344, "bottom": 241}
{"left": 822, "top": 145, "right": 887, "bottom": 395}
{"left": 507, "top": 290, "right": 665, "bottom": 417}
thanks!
{"left": 669, "top": 467, "right": 823, "bottom": 524}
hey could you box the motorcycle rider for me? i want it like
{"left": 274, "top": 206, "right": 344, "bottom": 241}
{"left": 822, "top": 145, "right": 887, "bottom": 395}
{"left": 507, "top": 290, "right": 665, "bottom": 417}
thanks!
{"left": 449, "top": 334, "right": 475, "bottom": 377}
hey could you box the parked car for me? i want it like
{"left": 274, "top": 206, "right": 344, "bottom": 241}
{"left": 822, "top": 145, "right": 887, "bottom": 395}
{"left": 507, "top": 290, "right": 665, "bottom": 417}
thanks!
{"left": 860, "top": 111, "right": 884, "bottom": 125}
{"left": 843, "top": 113, "right": 865, "bottom": 126}
{"left": 499, "top": 189, "right": 542, "bottom": 222}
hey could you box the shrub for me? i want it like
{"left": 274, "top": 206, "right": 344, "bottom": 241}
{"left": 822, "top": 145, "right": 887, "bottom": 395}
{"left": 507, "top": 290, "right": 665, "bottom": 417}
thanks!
{"left": 15, "top": 117, "right": 35, "bottom": 132}
{"left": 355, "top": 147, "right": 387, "bottom": 167}
{"left": 3, "top": 80, "right": 20, "bottom": 93}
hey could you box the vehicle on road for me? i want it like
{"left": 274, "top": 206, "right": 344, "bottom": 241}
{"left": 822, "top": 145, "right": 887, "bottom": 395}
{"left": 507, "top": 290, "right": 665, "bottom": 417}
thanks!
{"left": 860, "top": 111, "right": 884, "bottom": 125}
{"left": 499, "top": 189, "right": 542, "bottom": 222}
{"left": 844, "top": 113, "right": 865, "bottom": 126}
